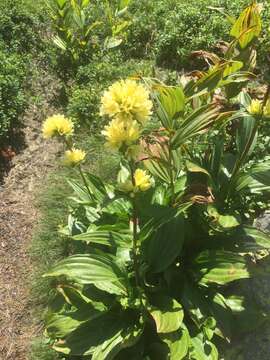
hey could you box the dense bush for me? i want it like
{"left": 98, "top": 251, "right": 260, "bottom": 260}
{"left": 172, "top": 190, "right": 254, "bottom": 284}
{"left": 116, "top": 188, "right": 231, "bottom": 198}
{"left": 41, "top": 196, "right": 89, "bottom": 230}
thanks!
{"left": 124, "top": 0, "right": 270, "bottom": 70}
{"left": 0, "top": 0, "right": 49, "bottom": 142}
{"left": 0, "top": 50, "right": 26, "bottom": 139}
{"left": 0, "top": 0, "right": 45, "bottom": 54}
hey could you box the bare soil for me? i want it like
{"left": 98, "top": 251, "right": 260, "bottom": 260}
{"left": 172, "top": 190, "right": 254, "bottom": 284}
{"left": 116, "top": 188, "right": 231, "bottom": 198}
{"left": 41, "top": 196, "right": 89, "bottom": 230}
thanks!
{"left": 0, "top": 66, "right": 62, "bottom": 360}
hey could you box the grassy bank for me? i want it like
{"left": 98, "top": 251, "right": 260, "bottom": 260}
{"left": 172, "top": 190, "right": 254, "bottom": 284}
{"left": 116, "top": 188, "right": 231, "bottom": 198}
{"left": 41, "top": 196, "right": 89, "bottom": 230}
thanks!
{"left": 28, "top": 135, "right": 119, "bottom": 359}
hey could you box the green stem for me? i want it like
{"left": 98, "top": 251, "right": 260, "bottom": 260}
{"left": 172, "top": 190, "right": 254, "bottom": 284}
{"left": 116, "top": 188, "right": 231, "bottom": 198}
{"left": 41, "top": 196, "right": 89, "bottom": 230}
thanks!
{"left": 132, "top": 198, "right": 140, "bottom": 288}
{"left": 130, "top": 162, "right": 141, "bottom": 288}
{"left": 63, "top": 136, "right": 94, "bottom": 202}
{"left": 78, "top": 165, "right": 94, "bottom": 202}
{"left": 168, "top": 143, "right": 175, "bottom": 204}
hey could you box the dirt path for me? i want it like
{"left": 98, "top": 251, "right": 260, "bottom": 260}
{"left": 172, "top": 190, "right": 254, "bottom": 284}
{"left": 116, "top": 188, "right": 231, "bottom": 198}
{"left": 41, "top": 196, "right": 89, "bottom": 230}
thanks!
{"left": 0, "top": 68, "right": 61, "bottom": 360}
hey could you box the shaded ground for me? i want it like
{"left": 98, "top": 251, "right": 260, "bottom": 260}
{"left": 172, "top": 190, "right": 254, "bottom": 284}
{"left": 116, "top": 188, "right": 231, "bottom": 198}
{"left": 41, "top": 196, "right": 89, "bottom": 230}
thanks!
{"left": 0, "top": 67, "right": 61, "bottom": 360}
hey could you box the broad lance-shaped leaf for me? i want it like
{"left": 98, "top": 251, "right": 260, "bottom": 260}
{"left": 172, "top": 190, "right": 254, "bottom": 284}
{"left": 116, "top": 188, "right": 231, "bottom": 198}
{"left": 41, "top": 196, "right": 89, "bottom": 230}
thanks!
{"left": 160, "top": 325, "right": 189, "bottom": 360}
{"left": 53, "top": 311, "right": 142, "bottom": 357}
{"left": 46, "top": 306, "right": 104, "bottom": 338}
{"left": 73, "top": 230, "right": 132, "bottom": 248}
{"left": 92, "top": 321, "right": 143, "bottom": 360}
{"left": 85, "top": 172, "right": 108, "bottom": 202}
{"left": 230, "top": 2, "right": 262, "bottom": 49}
{"left": 68, "top": 178, "right": 93, "bottom": 203}
{"left": 155, "top": 84, "right": 185, "bottom": 129}
{"left": 44, "top": 254, "right": 129, "bottom": 296}
{"left": 225, "top": 226, "right": 270, "bottom": 252}
{"left": 186, "top": 160, "right": 211, "bottom": 177}
{"left": 192, "top": 250, "right": 251, "bottom": 285}
{"left": 235, "top": 161, "right": 270, "bottom": 193}
{"left": 150, "top": 295, "right": 184, "bottom": 333}
{"left": 180, "top": 282, "right": 232, "bottom": 341}
{"left": 236, "top": 115, "right": 257, "bottom": 158}
{"left": 143, "top": 215, "right": 185, "bottom": 273}
{"left": 171, "top": 104, "right": 220, "bottom": 149}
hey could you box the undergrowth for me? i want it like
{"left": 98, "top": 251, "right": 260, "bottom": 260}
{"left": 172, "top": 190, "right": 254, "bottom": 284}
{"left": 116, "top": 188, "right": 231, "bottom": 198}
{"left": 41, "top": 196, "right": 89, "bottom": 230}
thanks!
{"left": 29, "top": 134, "right": 120, "bottom": 359}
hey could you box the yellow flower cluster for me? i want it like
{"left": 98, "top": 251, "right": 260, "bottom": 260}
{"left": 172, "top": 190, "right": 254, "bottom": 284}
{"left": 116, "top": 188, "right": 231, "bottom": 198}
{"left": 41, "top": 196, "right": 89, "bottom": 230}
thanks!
{"left": 42, "top": 114, "right": 74, "bottom": 139}
{"left": 134, "top": 169, "right": 152, "bottom": 191}
{"left": 119, "top": 169, "right": 153, "bottom": 193}
{"left": 247, "top": 99, "right": 263, "bottom": 115}
{"left": 100, "top": 79, "right": 153, "bottom": 124}
{"left": 247, "top": 98, "right": 270, "bottom": 117}
{"left": 102, "top": 118, "right": 140, "bottom": 150}
{"left": 64, "top": 148, "right": 86, "bottom": 166}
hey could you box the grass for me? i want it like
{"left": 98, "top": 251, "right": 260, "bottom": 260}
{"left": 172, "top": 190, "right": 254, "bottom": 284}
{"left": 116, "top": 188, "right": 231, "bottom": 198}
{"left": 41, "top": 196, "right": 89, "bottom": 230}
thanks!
{"left": 28, "top": 133, "right": 120, "bottom": 359}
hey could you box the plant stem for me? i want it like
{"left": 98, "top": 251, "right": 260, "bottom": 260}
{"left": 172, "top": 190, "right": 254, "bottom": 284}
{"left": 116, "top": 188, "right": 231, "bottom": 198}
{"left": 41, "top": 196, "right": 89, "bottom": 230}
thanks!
{"left": 63, "top": 137, "right": 94, "bottom": 202}
{"left": 168, "top": 143, "right": 175, "bottom": 204}
{"left": 130, "top": 162, "right": 141, "bottom": 288}
{"left": 78, "top": 165, "right": 94, "bottom": 202}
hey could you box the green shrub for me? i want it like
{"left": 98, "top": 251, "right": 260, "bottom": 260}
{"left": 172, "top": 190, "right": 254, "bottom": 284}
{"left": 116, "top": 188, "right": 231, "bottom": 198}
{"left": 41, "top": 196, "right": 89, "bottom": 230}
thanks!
{"left": 67, "top": 58, "right": 154, "bottom": 128}
{"left": 124, "top": 0, "right": 270, "bottom": 70}
{"left": 0, "top": 0, "right": 45, "bottom": 54}
{"left": 0, "top": 50, "right": 26, "bottom": 139}
{"left": 40, "top": 4, "right": 270, "bottom": 358}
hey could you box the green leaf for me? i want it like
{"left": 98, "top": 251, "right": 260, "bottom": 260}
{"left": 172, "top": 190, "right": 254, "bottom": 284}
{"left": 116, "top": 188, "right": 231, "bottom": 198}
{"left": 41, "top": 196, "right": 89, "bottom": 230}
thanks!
{"left": 190, "top": 335, "right": 218, "bottom": 360}
{"left": 192, "top": 250, "right": 251, "bottom": 285}
{"left": 223, "top": 60, "right": 243, "bottom": 78}
{"left": 210, "top": 292, "right": 232, "bottom": 341}
{"left": 218, "top": 214, "right": 240, "bottom": 229}
{"left": 236, "top": 115, "right": 257, "bottom": 158}
{"left": 194, "top": 66, "right": 224, "bottom": 93}
{"left": 53, "top": 311, "right": 142, "bottom": 357}
{"left": 144, "top": 215, "right": 185, "bottom": 273}
{"left": 85, "top": 172, "right": 108, "bottom": 202}
{"left": 171, "top": 105, "right": 220, "bottom": 149}
{"left": 144, "top": 159, "right": 171, "bottom": 183}
{"left": 150, "top": 295, "right": 184, "bottom": 333}
{"left": 92, "top": 320, "right": 143, "bottom": 360}
{"left": 105, "top": 36, "right": 123, "bottom": 49}
{"left": 119, "top": 0, "right": 132, "bottom": 11}
{"left": 227, "top": 226, "right": 270, "bottom": 252}
{"left": 44, "top": 254, "right": 129, "bottom": 295}
{"left": 103, "top": 197, "right": 132, "bottom": 217}
{"left": 160, "top": 326, "right": 189, "bottom": 359}
{"left": 73, "top": 229, "right": 132, "bottom": 248}
{"left": 53, "top": 35, "right": 67, "bottom": 50}
{"left": 230, "top": 3, "right": 262, "bottom": 49}
{"left": 235, "top": 161, "right": 270, "bottom": 193}
{"left": 68, "top": 178, "right": 92, "bottom": 203}
{"left": 155, "top": 85, "right": 185, "bottom": 129}
{"left": 207, "top": 205, "right": 240, "bottom": 230}
{"left": 186, "top": 161, "right": 211, "bottom": 177}
{"left": 46, "top": 306, "right": 103, "bottom": 338}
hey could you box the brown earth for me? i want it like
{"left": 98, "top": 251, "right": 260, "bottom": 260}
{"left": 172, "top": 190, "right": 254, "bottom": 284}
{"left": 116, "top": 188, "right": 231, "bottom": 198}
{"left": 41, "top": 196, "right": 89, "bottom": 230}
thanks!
{"left": 0, "top": 66, "right": 61, "bottom": 360}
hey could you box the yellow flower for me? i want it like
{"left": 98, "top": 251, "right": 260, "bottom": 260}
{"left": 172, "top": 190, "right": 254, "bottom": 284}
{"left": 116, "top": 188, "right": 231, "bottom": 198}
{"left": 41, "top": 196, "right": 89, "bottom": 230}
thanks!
{"left": 42, "top": 114, "right": 74, "bottom": 139}
{"left": 102, "top": 118, "right": 140, "bottom": 150}
{"left": 247, "top": 99, "right": 263, "bottom": 116}
{"left": 100, "top": 79, "right": 153, "bottom": 124}
{"left": 134, "top": 168, "right": 152, "bottom": 191}
{"left": 64, "top": 148, "right": 86, "bottom": 166}
{"left": 263, "top": 99, "right": 270, "bottom": 117}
